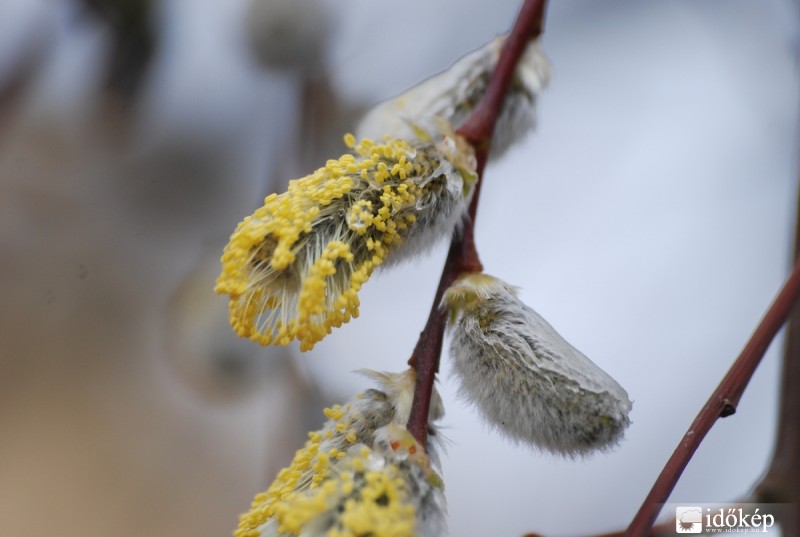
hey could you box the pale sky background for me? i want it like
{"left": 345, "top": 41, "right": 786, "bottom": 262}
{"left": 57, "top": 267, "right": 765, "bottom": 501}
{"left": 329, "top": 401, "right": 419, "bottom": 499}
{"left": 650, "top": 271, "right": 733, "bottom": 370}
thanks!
{"left": 1, "top": 0, "right": 798, "bottom": 536}
{"left": 313, "top": 1, "right": 799, "bottom": 534}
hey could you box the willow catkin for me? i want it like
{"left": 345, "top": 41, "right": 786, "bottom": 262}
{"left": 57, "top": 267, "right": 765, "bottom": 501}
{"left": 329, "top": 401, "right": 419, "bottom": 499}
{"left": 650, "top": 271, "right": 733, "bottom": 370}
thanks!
{"left": 357, "top": 37, "right": 550, "bottom": 159}
{"left": 443, "top": 273, "right": 632, "bottom": 457}
{"left": 216, "top": 123, "right": 475, "bottom": 350}
{"left": 235, "top": 369, "right": 446, "bottom": 537}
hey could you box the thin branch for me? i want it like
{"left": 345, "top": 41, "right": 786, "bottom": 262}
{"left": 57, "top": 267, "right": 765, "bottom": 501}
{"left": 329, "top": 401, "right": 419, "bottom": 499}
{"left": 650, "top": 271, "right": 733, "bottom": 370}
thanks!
{"left": 624, "top": 259, "right": 800, "bottom": 537}
{"left": 405, "top": 0, "right": 548, "bottom": 448}
{"left": 752, "top": 177, "right": 800, "bottom": 536}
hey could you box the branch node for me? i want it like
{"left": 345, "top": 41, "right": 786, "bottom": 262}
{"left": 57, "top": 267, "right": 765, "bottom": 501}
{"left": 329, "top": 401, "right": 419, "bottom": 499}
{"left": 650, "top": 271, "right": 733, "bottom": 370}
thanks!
{"left": 720, "top": 400, "right": 737, "bottom": 418}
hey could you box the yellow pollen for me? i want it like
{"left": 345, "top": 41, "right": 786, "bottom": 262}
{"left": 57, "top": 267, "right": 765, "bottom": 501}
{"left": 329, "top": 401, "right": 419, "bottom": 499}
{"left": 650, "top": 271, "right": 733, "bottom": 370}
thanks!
{"left": 216, "top": 132, "right": 471, "bottom": 350}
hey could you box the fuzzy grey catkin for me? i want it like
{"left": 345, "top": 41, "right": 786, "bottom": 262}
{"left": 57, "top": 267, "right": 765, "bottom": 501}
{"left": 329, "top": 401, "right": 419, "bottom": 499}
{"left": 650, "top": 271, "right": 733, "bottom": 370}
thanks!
{"left": 443, "top": 273, "right": 632, "bottom": 456}
{"left": 357, "top": 37, "right": 550, "bottom": 159}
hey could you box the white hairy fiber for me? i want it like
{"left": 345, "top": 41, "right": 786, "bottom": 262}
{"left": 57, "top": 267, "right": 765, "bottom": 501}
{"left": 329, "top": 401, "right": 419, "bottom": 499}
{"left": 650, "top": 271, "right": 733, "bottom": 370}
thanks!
{"left": 360, "top": 368, "right": 445, "bottom": 425}
{"left": 357, "top": 37, "right": 550, "bottom": 158}
{"left": 443, "top": 273, "right": 632, "bottom": 457}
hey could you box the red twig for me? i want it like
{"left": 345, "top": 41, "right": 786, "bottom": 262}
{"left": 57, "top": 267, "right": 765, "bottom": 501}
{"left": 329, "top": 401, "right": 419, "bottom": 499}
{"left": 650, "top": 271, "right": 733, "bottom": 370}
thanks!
{"left": 405, "top": 0, "right": 548, "bottom": 448}
{"left": 625, "top": 260, "right": 800, "bottom": 537}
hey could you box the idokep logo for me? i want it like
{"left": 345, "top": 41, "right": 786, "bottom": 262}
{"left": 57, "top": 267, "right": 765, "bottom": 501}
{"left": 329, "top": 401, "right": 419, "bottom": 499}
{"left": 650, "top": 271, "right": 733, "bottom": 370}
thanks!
{"left": 675, "top": 506, "right": 703, "bottom": 533}
{"left": 672, "top": 504, "right": 778, "bottom": 534}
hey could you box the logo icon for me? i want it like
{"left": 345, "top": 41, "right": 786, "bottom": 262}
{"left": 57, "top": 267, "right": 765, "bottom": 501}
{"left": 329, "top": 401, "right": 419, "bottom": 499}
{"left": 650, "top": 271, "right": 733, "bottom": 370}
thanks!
{"left": 676, "top": 506, "right": 703, "bottom": 533}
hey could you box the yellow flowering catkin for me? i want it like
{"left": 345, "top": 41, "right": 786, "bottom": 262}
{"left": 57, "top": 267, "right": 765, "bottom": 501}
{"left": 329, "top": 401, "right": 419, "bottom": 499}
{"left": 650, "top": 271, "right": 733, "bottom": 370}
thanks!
{"left": 235, "top": 371, "right": 446, "bottom": 537}
{"left": 216, "top": 125, "right": 475, "bottom": 350}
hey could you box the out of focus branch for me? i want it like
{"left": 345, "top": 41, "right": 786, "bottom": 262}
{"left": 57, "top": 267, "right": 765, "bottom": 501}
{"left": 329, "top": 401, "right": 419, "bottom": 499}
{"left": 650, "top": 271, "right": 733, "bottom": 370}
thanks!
{"left": 81, "top": 0, "right": 155, "bottom": 96}
{"left": 624, "top": 260, "right": 800, "bottom": 537}
{"left": 523, "top": 64, "right": 800, "bottom": 537}
{"left": 525, "top": 257, "right": 800, "bottom": 537}
{"left": 751, "top": 177, "right": 800, "bottom": 536}
{"left": 405, "top": 0, "right": 548, "bottom": 449}
{"left": 0, "top": 28, "right": 49, "bottom": 132}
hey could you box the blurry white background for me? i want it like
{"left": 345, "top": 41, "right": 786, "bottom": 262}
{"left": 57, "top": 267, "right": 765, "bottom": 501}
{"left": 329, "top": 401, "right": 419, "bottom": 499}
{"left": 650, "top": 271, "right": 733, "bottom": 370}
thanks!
{"left": 0, "top": 0, "right": 797, "bottom": 536}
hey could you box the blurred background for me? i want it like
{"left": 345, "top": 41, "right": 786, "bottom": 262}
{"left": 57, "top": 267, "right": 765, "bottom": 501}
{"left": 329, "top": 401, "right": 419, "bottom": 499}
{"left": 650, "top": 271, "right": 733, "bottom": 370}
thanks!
{"left": 0, "top": 0, "right": 798, "bottom": 536}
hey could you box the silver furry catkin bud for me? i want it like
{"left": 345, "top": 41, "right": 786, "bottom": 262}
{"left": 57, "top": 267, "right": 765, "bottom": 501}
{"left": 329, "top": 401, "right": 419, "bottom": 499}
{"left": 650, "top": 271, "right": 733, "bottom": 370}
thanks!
{"left": 443, "top": 273, "right": 632, "bottom": 457}
{"left": 357, "top": 37, "right": 550, "bottom": 158}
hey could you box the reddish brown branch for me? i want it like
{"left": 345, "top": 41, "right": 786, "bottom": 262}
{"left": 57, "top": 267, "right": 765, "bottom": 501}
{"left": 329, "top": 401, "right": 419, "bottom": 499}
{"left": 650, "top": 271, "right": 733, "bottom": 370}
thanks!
{"left": 458, "top": 0, "right": 546, "bottom": 147}
{"left": 624, "top": 260, "right": 800, "bottom": 537}
{"left": 405, "top": 0, "right": 548, "bottom": 448}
